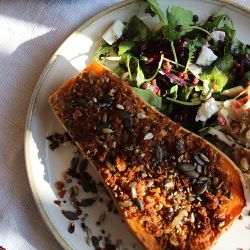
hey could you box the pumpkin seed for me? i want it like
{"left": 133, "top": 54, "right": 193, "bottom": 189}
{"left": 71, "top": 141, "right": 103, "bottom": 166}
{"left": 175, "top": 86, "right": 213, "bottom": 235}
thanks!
{"left": 97, "top": 212, "right": 106, "bottom": 224}
{"left": 212, "top": 176, "right": 219, "bottom": 186}
{"left": 123, "top": 117, "right": 132, "bottom": 132}
{"left": 79, "top": 159, "right": 88, "bottom": 173}
{"left": 183, "top": 170, "right": 199, "bottom": 179}
{"left": 207, "top": 177, "right": 212, "bottom": 186}
{"left": 68, "top": 222, "right": 75, "bottom": 233}
{"left": 89, "top": 182, "right": 97, "bottom": 193}
{"left": 155, "top": 145, "right": 163, "bottom": 161}
{"left": 91, "top": 236, "right": 99, "bottom": 248}
{"left": 119, "top": 200, "right": 132, "bottom": 207}
{"left": 144, "top": 132, "right": 154, "bottom": 140}
{"left": 178, "top": 164, "right": 196, "bottom": 172}
{"left": 198, "top": 176, "right": 208, "bottom": 182}
{"left": 105, "top": 160, "right": 115, "bottom": 172}
{"left": 99, "top": 95, "right": 114, "bottom": 104}
{"left": 97, "top": 122, "right": 111, "bottom": 133}
{"left": 192, "top": 182, "right": 207, "bottom": 195}
{"left": 76, "top": 97, "right": 88, "bottom": 108}
{"left": 71, "top": 157, "right": 79, "bottom": 169}
{"left": 194, "top": 154, "right": 205, "bottom": 166}
{"left": 62, "top": 210, "right": 79, "bottom": 220}
{"left": 80, "top": 198, "right": 96, "bottom": 207}
{"left": 199, "top": 153, "right": 210, "bottom": 163}
{"left": 134, "top": 198, "right": 143, "bottom": 211}
{"left": 118, "top": 110, "right": 131, "bottom": 119}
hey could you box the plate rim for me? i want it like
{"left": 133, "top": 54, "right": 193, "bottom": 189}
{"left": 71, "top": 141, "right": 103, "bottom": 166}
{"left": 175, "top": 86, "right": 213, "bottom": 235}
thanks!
{"left": 24, "top": 0, "right": 250, "bottom": 249}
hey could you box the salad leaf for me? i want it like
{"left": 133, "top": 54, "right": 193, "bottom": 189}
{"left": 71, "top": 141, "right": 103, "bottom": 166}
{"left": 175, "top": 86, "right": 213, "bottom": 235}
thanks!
{"left": 125, "top": 54, "right": 145, "bottom": 87}
{"left": 163, "top": 6, "right": 194, "bottom": 41}
{"left": 169, "top": 85, "right": 178, "bottom": 99}
{"left": 114, "top": 65, "right": 123, "bottom": 77}
{"left": 180, "top": 87, "right": 193, "bottom": 101}
{"left": 184, "top": 39, "right": 198, "bottom": 72}
{"left": 202, "top": 15, "right": 233, "bottom": 32}
{"left": 93, "top": 42, "right": 111, "bottom": 61}
{"left": 214, "top": 53, "right": 233, "bottom": 72}
{"left": 230, "top": 39, "right": 250, "bottom": 56}
{"left": 132, "top": 87, "right": 164, "bottom": 110}
{"left": 201, "top": 66, "right": 228, "bottom": 94}
{"left": 118, "top": 41, "right": 135, "bottom": 56}
{"left": 146, "top": 0, "right": 168, "bottom": 25}
{"left": 244, "top": 71, "right": 250, "bottom": 81}
{"left": 123, "top": 16, "right": 151, "bottom": 41}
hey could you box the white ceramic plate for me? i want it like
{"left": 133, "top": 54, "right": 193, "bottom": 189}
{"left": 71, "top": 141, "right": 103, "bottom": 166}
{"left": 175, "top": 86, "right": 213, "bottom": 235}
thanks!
{"left": 25, "top": 0, "right": 250, "bottom": 249}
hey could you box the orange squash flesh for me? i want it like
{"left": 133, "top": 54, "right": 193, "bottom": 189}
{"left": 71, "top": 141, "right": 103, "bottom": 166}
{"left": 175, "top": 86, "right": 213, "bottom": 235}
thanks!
{"left": 49, "top": 62, "right": 246, "bottom": 250}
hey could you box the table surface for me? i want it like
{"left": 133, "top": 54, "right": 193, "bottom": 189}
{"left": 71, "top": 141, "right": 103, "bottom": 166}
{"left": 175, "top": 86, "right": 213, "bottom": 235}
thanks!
{"left": 0, "top": 1, "right": 249, "bottom": 249}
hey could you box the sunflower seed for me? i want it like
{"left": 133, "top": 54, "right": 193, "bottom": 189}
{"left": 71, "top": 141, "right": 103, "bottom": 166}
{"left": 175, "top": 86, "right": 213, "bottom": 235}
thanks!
{"left": 134, "top": 198, "right": 143, "bottom": 211}
{"left": 130, "top": 184, "right": 137, "bottom": 199}
{"left": 102, "top": 128, "right": 114, "bottom": 134}
{"left": 144, "top": 132, "right": 153, "bottom": 140}
{"left": 199, "top": 153, "right": 210, "bottom": 163}
{"left": 192, "top": 182, "right": 207, "bottom": 195}
{"left": 116, "top": 104, "right": 124, "bottom": 109}
{"left": 102, "top": 112, "right": 107, "bottom": 123}
{"left": 196, "top": 165, "right": 202, "bottom": 173}
{"left": 119, "top": 200, "right": 132, "bottom": 207}
{"left": 137, "top": 112, "right": 146, "bottom": 119}
{"left": 194, "top": 154, "right": 205, "bottom": 166}
{"left": 62, "top": 210, "right": 79, "bottom": 220}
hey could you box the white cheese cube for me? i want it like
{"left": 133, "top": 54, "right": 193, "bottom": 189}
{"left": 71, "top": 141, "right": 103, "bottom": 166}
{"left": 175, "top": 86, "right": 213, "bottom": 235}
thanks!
{"left": 211, "top": 31, "right": 225, "bottom": 42}
{"left": 196, "top": 46, "right": 218, "bottom": 66}
{"left": 102, "top": 20, "right": 125, "bottom": 45}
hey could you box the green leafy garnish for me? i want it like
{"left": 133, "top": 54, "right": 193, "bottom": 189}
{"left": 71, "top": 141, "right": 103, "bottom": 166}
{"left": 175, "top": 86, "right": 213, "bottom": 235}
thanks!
{"left": 180, "top": 87, "right": 193, "bottom": 101}
{"left": 93, "top": 42, "right": 112, "bottom": 61}
{"left": 200, "top": 67, "right": 228, "bottom": 94}
{"left": 214, "top": 53, "right": 233, "bottom": 72}
{"left": 166, "top": 97, "right": 201, "bottom": 106}
{"left": 132, "top": 87, "right": 164, "bottom": 110}
{"left": 163, "top": 6, "right": 194, "bottom": 41}
{"left": 169, "top": 85, "right": 178, "bottom": 99}
{"left": 125, "top": 54, "right": 145, "bottom": 87}
{"left": 118, "top": 41, "right": 136, "bottom": 56}
{"left": 123, "top": 16, "right": 151, "bottom": 41}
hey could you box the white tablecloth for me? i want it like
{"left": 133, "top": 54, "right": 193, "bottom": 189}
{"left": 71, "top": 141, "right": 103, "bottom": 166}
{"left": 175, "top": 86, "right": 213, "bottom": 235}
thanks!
{"left": 0, "top": 1, "right": 248, "bottom": 250}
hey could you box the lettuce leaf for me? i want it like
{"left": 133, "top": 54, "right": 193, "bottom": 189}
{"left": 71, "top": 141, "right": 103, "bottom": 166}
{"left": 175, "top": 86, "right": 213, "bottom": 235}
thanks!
{"left": 132, "top": 87, "right": 164, "bottom": 110}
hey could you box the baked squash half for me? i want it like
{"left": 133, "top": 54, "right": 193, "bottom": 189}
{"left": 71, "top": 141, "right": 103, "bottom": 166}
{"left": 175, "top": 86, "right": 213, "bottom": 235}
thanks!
{"left": 49, "top": 62, "right": 246, "bottom": 250}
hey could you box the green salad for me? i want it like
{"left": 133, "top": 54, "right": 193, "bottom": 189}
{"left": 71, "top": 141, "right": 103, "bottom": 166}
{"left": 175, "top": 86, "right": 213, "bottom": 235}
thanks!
{"left": 93, "top": 0, "right": 250, "bottom": 164}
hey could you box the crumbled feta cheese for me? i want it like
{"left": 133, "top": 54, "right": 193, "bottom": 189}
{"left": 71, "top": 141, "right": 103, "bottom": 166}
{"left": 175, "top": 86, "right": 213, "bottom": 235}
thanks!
{"left": 196, "top": 98, "right": 220, "bottom": 122}
{"left": 196, "top": 46, "right": 218, "bottom": 66}
{"left": 102, "top": 20, "right": 125, "bottom": 45}
{"left": 211, "top": 31, "right": 225, "bottom": 42}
